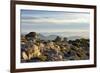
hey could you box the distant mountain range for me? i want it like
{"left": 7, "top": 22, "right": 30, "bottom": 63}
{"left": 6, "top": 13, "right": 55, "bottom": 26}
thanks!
{"left": 38, "top": 34, "right": 57, "bottom": 41}
{"left": 38, "top": 33, "right": 83, "bottom": 41}
{"left": 21, "top": 33, "right": 87, "bottom": 41}
{"left": 68, "top": 36, "right": 82, "bottom": 40}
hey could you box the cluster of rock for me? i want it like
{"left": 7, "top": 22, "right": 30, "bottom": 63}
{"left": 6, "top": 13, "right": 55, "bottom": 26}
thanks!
{"left": 21, "top": 32, "right": 89, "bottom": 63}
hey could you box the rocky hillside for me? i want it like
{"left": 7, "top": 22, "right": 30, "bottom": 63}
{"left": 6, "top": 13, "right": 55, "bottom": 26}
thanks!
{"left": 21, "top": 32, "right": 89, "bottom": 63}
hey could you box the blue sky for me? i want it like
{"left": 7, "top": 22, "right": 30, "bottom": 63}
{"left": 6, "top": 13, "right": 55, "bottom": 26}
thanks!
{"left": 21, "top": 9, "right": 90, "bottom": 38}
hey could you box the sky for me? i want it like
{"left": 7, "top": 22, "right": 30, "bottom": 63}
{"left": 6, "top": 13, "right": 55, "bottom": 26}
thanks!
{"left": 21, "top": 9, "right": 90, "bottom": 38}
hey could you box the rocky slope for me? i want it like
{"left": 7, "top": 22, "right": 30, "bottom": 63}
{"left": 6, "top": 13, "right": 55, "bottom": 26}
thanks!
{"left": 21, "top": 32, "right": 89, "bottom": 63}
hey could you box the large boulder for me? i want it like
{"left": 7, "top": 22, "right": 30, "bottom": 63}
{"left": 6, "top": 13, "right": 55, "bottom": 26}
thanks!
{"left": 25, "top": 32, "right": 37, "bottom": 43}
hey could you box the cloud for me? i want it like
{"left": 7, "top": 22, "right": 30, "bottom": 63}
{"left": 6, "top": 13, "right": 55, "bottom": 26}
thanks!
{"left": 22, "top": 29, "right": 89, "bottom": 38}
{"left": 21, "top": 10, "right": 90, "bottom": 38}
{"left": 21, "top": 17, "right": 89, "bottom": 25}
{"left": 22, "top": 28, "right": 88, "bottom": 33}
{"left": 21, "top": 10, "right": 90, "bottom": 25}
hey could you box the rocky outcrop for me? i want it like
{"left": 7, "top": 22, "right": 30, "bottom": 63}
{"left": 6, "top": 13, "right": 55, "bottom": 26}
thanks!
{"left": 21, "top": 32, "right": 89, "bottom": 62}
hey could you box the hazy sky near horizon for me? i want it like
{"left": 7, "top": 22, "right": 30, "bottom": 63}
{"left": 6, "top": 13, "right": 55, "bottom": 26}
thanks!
{"left": 21, "top": 9, "right": 90, "bottom": 38}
